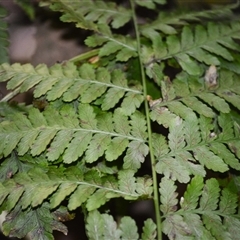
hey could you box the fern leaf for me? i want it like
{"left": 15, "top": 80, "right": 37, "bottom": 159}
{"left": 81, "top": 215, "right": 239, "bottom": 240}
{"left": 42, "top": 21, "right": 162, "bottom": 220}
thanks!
{"left": 162, "top": 214, "right": 191, "bottom": 240}
{"left": 140, "top": 3, "right": 237, "bottom": 35}
{"left": 141, "top": 219, "right": 157, "bottom": 240}
{"left": 209, "top": 142, "right": 240, "bottom": 170}
{"left": 181, "top": 175, "right": 204, "bottom": 210}
{"left": 86, "top": 210, "right": 157, "bottom": 240}
{"left": 2, "top": 203, "right": 66, "bottom": 240}
{"left": 123, "top": 141, "right": 149, "bottom": 170}
{"left": 120, "top": 216, "right": 139, "bottom": 240}
{"left": 143, "top": 21, "right": 240, "bottom": 75}
{"left": 183, "top": 213, "right": 213, "bottom": 239}
{"left": 0, "top": 62, "right": 144, "bottom": 113}
{"left": 40, "top": 0, "right": 131, "bottom": 30}
{"left": 164, "top": 177, "right": 240, "bottom": 239}
{"left": 194, "top": 146, "right": 229, "bottom": 173}
{"left": 0, "top": 165, "right": 149, "bottom": 215}
{"left": 0, "top": 6, "right": 9, "bottom": 64}
{"left": 159, "top": 177, "right": 178, "bottom": 215}
{"left": 39, "top": 1, "right": 137, "bottom": 61}
{"left": 203, "top": 213, "right": 232, "bottom": 240}
{"left": 86, "top": 210, "right": 140, "bottom": 240}
{"left": 86, "top": 210, "right": 104, "bottom": 239}
{"left": 199, "top": 179, "right": 220, "bottom": 211}
{"left": 50, "top": 182, "right": 78, "bottom": 209}
{"left": 219, "top": 188, "right": 238, "bottom": 215}
{"left": 102, "top": 213, "right": 121, "bottom": 239}
{"left": 0, "top": 101, "right": 147, "bottom": 166}
{"left": 68, "top": 185, "right": 96, "bottom": 211}
{"left": 136, "top": 176, "right": 153, "bottom": 197}
{"left": 225, "top": 216, "right": 240, "bottom": 240}
{"left": 152, "top": 105, "right": 240, "bottom": 181}
{"left": 86, "top": 188, "right": 111, "bottom": 211}
{"left": 95, "top": 35, "right": 137, "bottom": 61}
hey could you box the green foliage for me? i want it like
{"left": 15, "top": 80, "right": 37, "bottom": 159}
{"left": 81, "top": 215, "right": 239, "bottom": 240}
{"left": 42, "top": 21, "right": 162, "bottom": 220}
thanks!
{"left": 159, "top": 176, "right": 240, "bottom": 239}
{"left": 86, "top": 210, "right": 156, "bottom": 239}
{"left": 1, "top": 0, "right": 240, "bottom": 239}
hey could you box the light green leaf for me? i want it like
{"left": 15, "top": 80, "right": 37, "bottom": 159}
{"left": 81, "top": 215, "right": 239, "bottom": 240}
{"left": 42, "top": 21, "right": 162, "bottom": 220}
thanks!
{"left": 159, "top": 177, "right": 178, "bottom": 215}
{"left": 167, "top": 35, "right": 180, "bottom": 54}
{"left": 50, "top": 183, "right": 78, "bottom": 209}
{"left": 136, "top": 177, "right": 153, "bottom": 196}
{"left": 177, "top": 53, "right": 201, "bottom": 76}
{"left": 30, "top": 129, "right": 58, "bottom": 156}
{"left": 118, "top": 170, "right": 137, "bottom": 197}
{"left": 113, "top": 108, "right": 131, "bottom": 135}
{"left": 181, "top": 176, "right": 204, "bottom": 210}
{"left": 168, "top": 118, "right": 185, "bottom": 151}
{"left": 68, "top": 185, "right": 95, "bottom": 211}
{"left": 194, "top": 146, "right": 229, "bottom": 172}
{"left": 203, "top": 213, "right": 231, "bottom": 240}
{"left": 85, "top": 134, "right": 111, "bottom": 163}
{"left": 152, "top": 133, "right": 169, "bottom": 158}
{"left": 199, "top": 179, "right": 220, "bottom": 211}
{"left": 183, "top": 213, "right": 213, "bottom": 239}
{"left": 167, "top": 101, "right": 195, "bottom": 120}
{"left": 156, "top": 157, "right": 191, "bottom": 183}
{"left": 150, "top": 106, "right": 178, "bottom": 128}
{"left": 224, "top": 216, "right": 240, "bottom": 240}
{"left": 181, "top": 97, "right": 215, "bottom": 118}
{"left": 162, "top": 215, "right": 191, "bottom": 240}
{"left": 219, "top": 188, "right": 238, "bottom": 214}
{"left": 86, "top": 210, "right": 104, "bottom": 240}
{"left": 121, "top": 92, "right": 144, "bottom": 116}
{"left": 209, "top": 142, "right": 240, "bottom": 170}
{"left": 46, "top": 129, "right": 73, "bottom": 161}
{"left": 78, "top": 103, "right": 97, "bottom": 129}
{"left": 198, "top": 93, "right": 230, "bottom": 113}
{"left": 123, "top": 141, "right": 149, "bottom": 170}
{"left": 141, "top": 219, "right": 157, "bottom": 240}
{"left": 102, "top": 214, "right": 121, "bottom": 239}
{"left": 105, "top": 137, "right": 129, "bottom": 161}
{"left": 63, "top": 131, "right": 92, "bottom": 164}
{"left": 86, "top": 188, "right": 109, "bottom": 211}
{"left": 101, "top": 88, "right": 125, "bottom": 110}
{"left": 119, "top": 216, "right": 139, "bottom": 240}
{"left": 183, "top": 116, "right": 201, "bottom": 146}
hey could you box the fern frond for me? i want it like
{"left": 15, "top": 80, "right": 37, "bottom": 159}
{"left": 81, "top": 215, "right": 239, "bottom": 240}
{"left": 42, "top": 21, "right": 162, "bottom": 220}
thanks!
{"left": 39, "top": 0, "right": 138, "bottom": 61}
{"left": 150, "top": 69, "right": 240, "bottom": 119}
{"left": 143, "top": 21, "right": 240, "bottom": 75}
{"left": 160, "top": 176, "right": 240, "bottom": 239}
{"left": 152, "top": 111, "right": 240, "bottom": 182}
{"left": 86, "top": 210, "right": 156, "bottom": 240}
{"left": 85, "top": 33, "right": 137, "bottom": 61}
{"left": 140, "top": 3, "right": 238, "bottom": 35}
{"left": 40, "top": 0, "right": 132, "bottom": 30}
{"left": 0, "top": 62, "right": 144, "bottom": 112}
{"left": 150, "top": 72, "right": 240, "bottom": 181}
{"left": 2, "top": 203, "right": 67, "bottom": 240}
{"left": 0, "top": 167, "right": 151, "bottom": 214}
{"left": 0, "top": 6, "right": 9, "bottom": 64}
{"left": 0, "top": 104, "right": 148, "bottom": 170}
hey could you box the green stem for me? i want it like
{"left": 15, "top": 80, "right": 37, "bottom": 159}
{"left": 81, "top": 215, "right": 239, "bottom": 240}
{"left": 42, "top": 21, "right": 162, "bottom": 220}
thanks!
{"left": 129, "top": 1, "right": 162, "bottom": 239}
{"left": 68, "top": 48, "right": 100, "bottom": 63}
